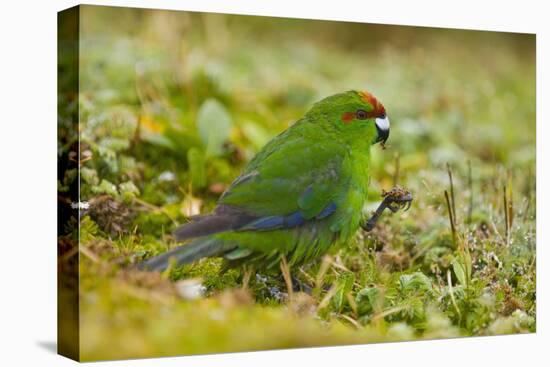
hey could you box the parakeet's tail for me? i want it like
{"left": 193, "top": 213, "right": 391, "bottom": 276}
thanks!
{"left": 136, "top": 237, "right": 234, "bottom": 272}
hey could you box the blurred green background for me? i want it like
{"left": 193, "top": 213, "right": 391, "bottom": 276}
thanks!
{"left": 63, "top": 5, "right": 535, "bottom": 361}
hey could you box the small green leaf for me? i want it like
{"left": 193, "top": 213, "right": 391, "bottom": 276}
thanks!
{"left": 196, "top": 99, "right": 232, "bottom": 157}
{"left": 452, "top": 258, "right": 467, "bottom": 288}
{"left": 80, "top": 216, "right": 100, "bottom": 243}
{"left": 92, "top": 179, "right": 118, "bottom": 197}
{"left": 331, "top": 272, "right": 355, "bottom": 312}
{"left": 187, "top": 147, "right": 207, "bottom": 189}
{"left": 63, "top": 168, "right": 78, "bottom": 186}
{"left": 81, "top": 167, "right": 99, "bottom": 186}
{"left": 356, "top": 286, "right": 381, "bottom": 315}
{"left": 99, "top": 137, "right": 130, "bottom": 152}
{"left": 142, "top": 133, "right": 176, "bottom": 150}
{"left": 57, "top": 180, "right": 69, "bottom": 193}
{"left": 399, "top": 272, "right": 432, "bottom": 294}
{"left": 163, "top": 127, "right": 202, "bottom": 154}
{"left": 119, "top": 181, "right": 140, "bottom": 202}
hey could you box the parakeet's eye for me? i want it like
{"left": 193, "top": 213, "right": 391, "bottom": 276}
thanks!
{"left": 356, "top": 110, "right": 368, "bottom": 120}
{"left": 379, "top": 113, "right": 386, "bottom": 119}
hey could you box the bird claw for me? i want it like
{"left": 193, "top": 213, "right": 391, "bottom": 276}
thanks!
{"left": 292, "top": 275, "right": 313, "bottom": 294}
{"left": 381, "top": 186, "right": 413, "bottom": 212}
{"left": 361, "top": 186, "right": 413, "bottom": 232}
{"left": 387, "top": 202, "right": 401, "bottom": 213}
{"left": 387, "top": 195, "right": 412, "bottom": 212}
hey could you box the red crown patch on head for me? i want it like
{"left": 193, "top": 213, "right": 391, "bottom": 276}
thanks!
{"left": 359, "top": 91, "right": 386, "bottom": 117}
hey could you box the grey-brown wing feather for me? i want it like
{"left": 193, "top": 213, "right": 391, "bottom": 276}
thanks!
{"left": 173, "top": 204, "right": 259, "bottom": 241}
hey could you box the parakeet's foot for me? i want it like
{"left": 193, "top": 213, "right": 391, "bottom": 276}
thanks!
{"left": 267, "top": 286, "right": 288, "bottom": 302}
{"left": 256, "top": 273, "right": 313, "bottom": 300}
{"left": 291, "top": 275, "right": 313, "bottom": 294}
{"left": 362, "top": 186, "right": 413, "bottom": 232}
{"left": 255, "top": 274, "right": 288, "bottom": 301}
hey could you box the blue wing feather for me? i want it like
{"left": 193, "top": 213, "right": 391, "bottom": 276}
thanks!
{"left": 316, "top": 202, "right": 337, "bottom": 219}
{"left": 284, "top": 211, "right": 306, "bottom": 228}
{"left": 239, "top": 202, "right": 336, "bottom": 231}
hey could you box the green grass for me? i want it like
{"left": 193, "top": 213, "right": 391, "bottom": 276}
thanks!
{"left": 59, "top": 6, "right": 535, "bottom": 361}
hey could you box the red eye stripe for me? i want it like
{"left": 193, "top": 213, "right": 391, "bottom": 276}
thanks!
{"left": 340, "top": 110, "right": 380, "bottom": 124}
{"left": 341, "top": 91, "right": 386, "bottom": 124}
{"left": 341, "top": 112, "right": 355, "bottom": 124}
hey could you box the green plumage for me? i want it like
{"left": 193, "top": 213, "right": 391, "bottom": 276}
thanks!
{"left": 138, "top": 90, "right": 389, "bottom": 272}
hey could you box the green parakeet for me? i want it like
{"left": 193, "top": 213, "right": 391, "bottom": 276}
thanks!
{"left": 138, "top": 90, "right": 406, "bottom": 273}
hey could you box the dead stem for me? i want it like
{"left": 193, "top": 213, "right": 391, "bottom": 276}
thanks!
{"left": 133, "top": 197, "right": 179, "bottom": 226}
{"left": 80, "top": 246, "right": 101, "bottom": 263}
{"left": 346, "top": 292, "right": 358, "bottom": 319}
{"left": 317, "top": 284, "right": 339, "bottom": 309}
{"left": 280, "top": 256, "right": 294, "bottom": 300}
{"left": 467, "top": 160, "right": 473, "bottom": 224}
{"left": 446, "top": 163, "right": 457, "bottom": 225}
{"left": 242, "top": 267, "right": 252, "bottom": 290}
{"left": 447, "top": 269, "right": 462, "bottom": 319}
{"left": 503, "top": 182, "right": 514, "bottom": 247}
{"left": 371, "top": 304, "right": 409, "bottom": 322}
{"left": 315, "top": 255, "right": 332, "bottom": 290}
{"left": 59, "top": 246, "right": 79, "bottom": 263}
{"left": 339, "top": 313, "right": 361, "bottom": 329}
{"left": 444, "top": 190, "right": 457, "bottom": 248}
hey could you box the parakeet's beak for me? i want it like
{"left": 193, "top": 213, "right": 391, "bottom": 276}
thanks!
{"left": 375, "top": 116, "right": 390, "bottom": 144}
